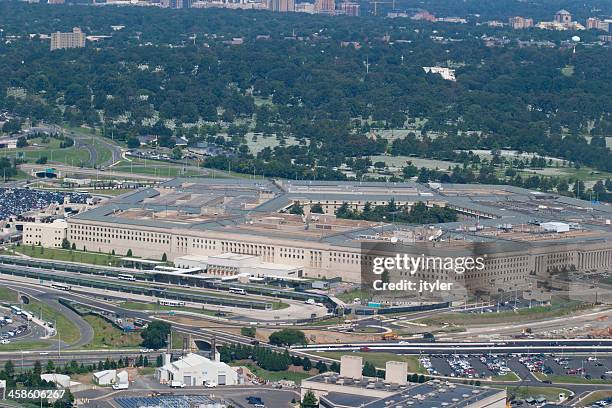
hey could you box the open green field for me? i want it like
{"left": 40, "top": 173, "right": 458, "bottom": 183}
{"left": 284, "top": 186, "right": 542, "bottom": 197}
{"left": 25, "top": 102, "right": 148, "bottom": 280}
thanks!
{"left": 417, "top": 297, "right": 587, "bottom": 326}
{"left": 12, "top": 245, "right": 124, "bottom": 267}
{"left": 82, "top": 315, "right": 142, "bottom": 349}
{"left": 314, "top": 351, "right": 424, "bottom": 374}
{"left": 6, "top": 145, "right": 91, "bottom": 167}
{"left": 112, "top": 162, "right": 201, "bottom": 177}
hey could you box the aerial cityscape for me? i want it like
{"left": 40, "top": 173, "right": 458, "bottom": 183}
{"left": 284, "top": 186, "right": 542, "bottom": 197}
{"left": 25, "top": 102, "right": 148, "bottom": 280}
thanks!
{"left": 0, "top": 0, "right": 610, "bottom": 407}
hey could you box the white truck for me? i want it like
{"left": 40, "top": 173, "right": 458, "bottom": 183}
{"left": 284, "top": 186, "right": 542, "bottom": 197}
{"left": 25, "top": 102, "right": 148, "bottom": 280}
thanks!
{"left": 112, "top": 383, "right": 129, "bottom": 390}
{"left": 170, "top": 381, "right": 186, "bottom": 388}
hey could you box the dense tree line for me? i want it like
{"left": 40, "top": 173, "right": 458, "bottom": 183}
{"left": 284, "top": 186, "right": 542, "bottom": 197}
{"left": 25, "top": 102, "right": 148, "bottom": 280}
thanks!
{"left": 0, "top": 2, "right": 609, "bottom": 178}
{"left": 336, "top": 200, "right": 458, "bottom": 224}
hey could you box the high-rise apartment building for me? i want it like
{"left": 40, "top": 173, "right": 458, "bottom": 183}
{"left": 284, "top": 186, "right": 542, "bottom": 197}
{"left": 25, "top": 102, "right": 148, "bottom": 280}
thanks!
{"left": 586, "top": 17, "right": 610, "bottom": 32}
{"left": 339, "top": 1, "right": 359, "bottom": 16}
{"left": 268, "top": 0, "right": 294, "bottom": 12}
{"left": 50, "top": 27, "right": 86, "bottom": 51}
{"left": 315, "top": 0, "right": 334, "bottom": 14}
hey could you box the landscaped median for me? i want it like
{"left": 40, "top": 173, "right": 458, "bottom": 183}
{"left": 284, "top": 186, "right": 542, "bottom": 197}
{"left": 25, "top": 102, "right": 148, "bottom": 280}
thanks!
{"left": 499, "top": 385, "right": 573, "bottom": 404}
{"left": 534, "top": 371, "right": 612, "bottom": 385}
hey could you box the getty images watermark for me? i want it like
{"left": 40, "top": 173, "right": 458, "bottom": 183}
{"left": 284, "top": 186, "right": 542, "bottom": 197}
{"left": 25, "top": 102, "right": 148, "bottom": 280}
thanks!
{"left": 370, "top": 253, "right": 486, "bottom": 294}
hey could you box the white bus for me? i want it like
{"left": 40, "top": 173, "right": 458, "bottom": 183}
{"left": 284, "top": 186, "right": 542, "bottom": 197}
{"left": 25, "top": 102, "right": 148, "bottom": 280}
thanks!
{"left": 21, "top": 311, "right": 33, "bottom": 321}
{"left": 51, "top": 283, "right": 71, "bottom": 291}
{"left": 158, "top": 299, "right": 186, "bottom": 307}
{"left": 10, "top": 306, "right": 22, "bottom": 315}
{"left": 228, "top": 287, "right": 246, "bottom": 295}
{"left": 117, "top": 274, "right": 136, "bottom": 281}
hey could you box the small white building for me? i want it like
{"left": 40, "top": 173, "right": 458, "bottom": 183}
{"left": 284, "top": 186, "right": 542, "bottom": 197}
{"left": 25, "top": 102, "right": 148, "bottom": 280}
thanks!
{"left": 41, "top": 373, "right": 71, "bottom": 388}
{"left": 155, "top": 353, "right": 239, "bottom": 386}
{"left": 93, "top": 369, "right": 117, "bottom": 386}
{"left": 541, "top": 222, "right": 570, "bottom": 233}
{"left": 117, "top": 370, "right": 129, "bottom": 386}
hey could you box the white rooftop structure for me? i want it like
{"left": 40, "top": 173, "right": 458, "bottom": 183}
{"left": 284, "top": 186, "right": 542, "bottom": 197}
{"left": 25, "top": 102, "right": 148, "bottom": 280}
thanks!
{"left": 40, "top": 373, "right": 71, "bottom": 388}
{"left": 155, "top": 353, "right": 239, "bottom": 386}
{"left": 541, "top": 222, "right": 570, "bottom": 233}
{"left": 93, "top": 369, "right": 117, "bottom": 386}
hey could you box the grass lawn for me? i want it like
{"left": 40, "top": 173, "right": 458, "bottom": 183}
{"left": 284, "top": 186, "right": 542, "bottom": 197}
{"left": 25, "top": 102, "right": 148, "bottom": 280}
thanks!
{"left": 534, "top": 372, "right": 612, "bottom": 385}
{"left": 22, "top": 299, "right": 80, "bottom": 344}
{"left": 235, "top": 362, "right": 311, "bottom": 384}
{"left": 118, "top": 301, "right": 220, "bottom": 317}
{"left": 82, "top": 315, "right": 142, "bottom": 349}
{"left": 93, "top": 188, "right": 138, "bottom": 196}
{"left": 417, "top": 296, "right": 587, "bottom": 326}
{"left": 0, "top": 340, "right": 52, "bottom": 351}
{"left": 492, "top": 372, "right": 520, "bottom": 381}
{"left": 112, "top": 159, "right": 201, "bottom": 178}
{"left": 0, "top": 286, "right": 17, "bottom": 302}
{"left": 26, "top": 147, "right": 91, "bottom": 167}
{"left": 502, "top": 386, "right": 571, "bottom": 402}
{"left": 91, "top": 138, "right": 113, "bottom": 166}
{"left": 272, "top": 302, "right": 289, "bottom": 310}
{"left": 12, "top": 245, "right": 124, "bottom": 267}
{"left": 336, "top": 289, "right": 370, "bottom": 303}
{"left": 138, "top": 366, "right": 156, "bottom": 375}
{"left": 577, "top": 390, "right": 612, "bottom": 407}
{"left": 314, "top": 352, "right": 425, "bottom": 374}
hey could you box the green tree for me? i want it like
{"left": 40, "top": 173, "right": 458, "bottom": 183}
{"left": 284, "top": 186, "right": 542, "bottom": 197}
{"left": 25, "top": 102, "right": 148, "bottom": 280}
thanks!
{"left": 362, "top": 361, "right": 377, "bottom": 377}
{"left": 61, "top": 238, "right": 70, "bottom": 250}
{"left": 126, "top": 249, "right": 133, "bottom": 257}
{"left": 268, "top": 329, "right": 307, "bottom": 346}
{"left": 301, "top": 390, "right": 318, "bottom": 408}
{"left": 16, "top": 136, "right": 28, "bottom": 148}
{"left": 171, "top": 146, "right": 182, "bottom": 160}
{"left": 289, "top": 201, "right": 304, "bottom": 215}
{"left": 140, "top": 321, "right": 171, "bottom": 349}
{"left": 240, "top": 327, "right": 256, "bottom": 338}
{"left": 2, "top": 119, "right": 21, "bottom": 134}
{"left": 127, "top": 137, "right": 140, "bottom": 149}
{"left": 310, "top": 203, "right": 324, "bottom": 214}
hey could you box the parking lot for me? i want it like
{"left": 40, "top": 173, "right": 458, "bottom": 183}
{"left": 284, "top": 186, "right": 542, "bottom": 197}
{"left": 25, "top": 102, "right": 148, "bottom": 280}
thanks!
{"left": 418, "top": 353, "right": 612, "bottom": 382}
{"left": 0, "top": 187, "right": 90, "bottom": 220}
{"left": 0, "top": 313, "right": 33, "bottom": 344}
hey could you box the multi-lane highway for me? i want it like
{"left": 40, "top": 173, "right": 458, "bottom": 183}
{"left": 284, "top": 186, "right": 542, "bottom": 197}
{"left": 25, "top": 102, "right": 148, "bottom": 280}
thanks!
{"left": 292, "top": 339, "right": 612, "bottom": 354}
